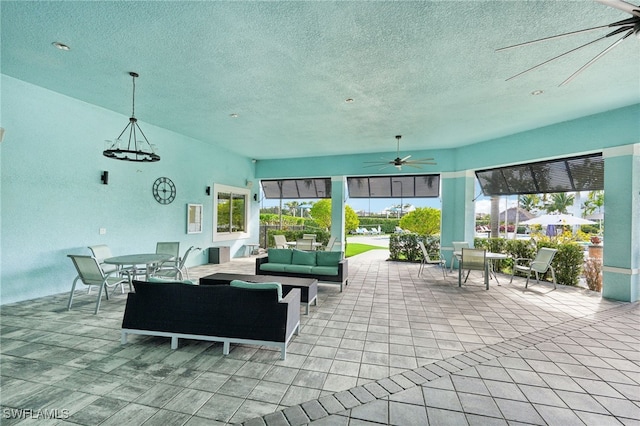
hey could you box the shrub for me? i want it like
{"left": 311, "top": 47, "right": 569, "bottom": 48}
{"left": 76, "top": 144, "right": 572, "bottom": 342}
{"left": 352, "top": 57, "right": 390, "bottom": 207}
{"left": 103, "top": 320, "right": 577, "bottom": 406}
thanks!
{"left": 584, "top": 257, "right": 603, "bottom": 292}
{"left": 537, "top": 240, "right": 583, "bottom": 286}
{"left": 389, "top": 234, "right": 441, "bottom": 262}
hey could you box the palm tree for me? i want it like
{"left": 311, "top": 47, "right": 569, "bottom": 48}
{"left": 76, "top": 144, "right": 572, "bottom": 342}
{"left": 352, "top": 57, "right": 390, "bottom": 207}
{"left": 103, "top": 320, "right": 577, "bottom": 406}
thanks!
{"left": 285, "top": 201, "right": 301, "bottom": 217}
{"left": 544, "top": 192, "right": 575, "bottom": 214}
{"left": 582, "top": 190, "right": 604, "bottom": 216}
{"left": 519, "top": 194, "right": 541, "bottom": 214}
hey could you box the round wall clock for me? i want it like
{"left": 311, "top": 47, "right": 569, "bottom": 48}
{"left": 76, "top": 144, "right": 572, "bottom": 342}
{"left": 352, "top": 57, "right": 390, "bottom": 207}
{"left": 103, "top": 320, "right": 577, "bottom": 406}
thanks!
{"left": 152, "top": 177, "right": 176, "bottom": 204}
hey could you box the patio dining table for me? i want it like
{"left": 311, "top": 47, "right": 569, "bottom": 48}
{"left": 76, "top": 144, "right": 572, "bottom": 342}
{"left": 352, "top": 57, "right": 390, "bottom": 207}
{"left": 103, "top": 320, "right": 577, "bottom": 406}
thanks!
{"left": 454, "top": 251, "right": 509, "bottom": 285}
{"left": 104, "top": 253, "right": 173, "bottom": 281}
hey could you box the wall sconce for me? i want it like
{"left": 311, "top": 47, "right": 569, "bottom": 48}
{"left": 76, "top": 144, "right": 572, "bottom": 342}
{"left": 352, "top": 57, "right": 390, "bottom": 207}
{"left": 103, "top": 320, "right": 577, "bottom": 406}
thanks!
{"left": 205, "top": 186, "right": 211, "bottom": 196}
{"left": 253, "top": 194, "right": 258, "bottom": 202}
{"left": 246, "top": 180, "right": 253, "bottom": 189}
{"left": 100, "top": 171, "right": 109, "bottom": 185}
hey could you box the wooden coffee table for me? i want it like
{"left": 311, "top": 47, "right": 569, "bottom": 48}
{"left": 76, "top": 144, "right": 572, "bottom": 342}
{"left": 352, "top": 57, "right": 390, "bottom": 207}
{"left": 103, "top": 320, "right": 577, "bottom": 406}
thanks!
{"left": 199, "top": 273, "right": 318, "bottom": 314}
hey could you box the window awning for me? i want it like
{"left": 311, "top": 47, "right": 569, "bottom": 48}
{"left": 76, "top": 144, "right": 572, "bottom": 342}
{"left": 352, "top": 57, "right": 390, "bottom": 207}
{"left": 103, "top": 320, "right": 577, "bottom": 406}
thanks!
{"left": 260, "top": 178, "right": 332, "bottom": 199}
{"left": 475, "top": 153, "right": 604, "bottom": 196}
{"left": 347, "top": 175, "right": 440, "bottom": 198}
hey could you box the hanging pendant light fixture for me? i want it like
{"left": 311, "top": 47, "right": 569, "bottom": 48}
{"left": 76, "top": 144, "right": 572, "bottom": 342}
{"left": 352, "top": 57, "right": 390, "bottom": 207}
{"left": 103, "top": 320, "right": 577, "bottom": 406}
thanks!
{"left": 103, "top": 72, "right": 160, "bottom": 162}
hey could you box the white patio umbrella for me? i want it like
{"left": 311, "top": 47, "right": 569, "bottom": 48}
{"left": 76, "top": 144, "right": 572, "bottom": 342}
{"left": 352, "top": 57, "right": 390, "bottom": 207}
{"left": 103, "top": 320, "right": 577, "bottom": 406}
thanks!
{"left": 520, "top": 213, "right": 596, "bottom": 226}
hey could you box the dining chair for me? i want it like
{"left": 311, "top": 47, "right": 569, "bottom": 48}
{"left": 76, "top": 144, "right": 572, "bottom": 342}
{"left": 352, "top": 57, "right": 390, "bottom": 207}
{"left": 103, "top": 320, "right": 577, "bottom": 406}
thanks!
{"left": 296, "top": 238, "right": 314, "bottom": 251}
{"left": 450, "top": 241, "right": 470, "bottom": 272}
{"left": 510, "top": 247, "right": 558, "bottom": 289}
{"left": 88, "top": 244, "right": 130, "bottom": 293}
{"left": 324, "top": 236, "right": 337, "bottom": 251}
{"left": 274, "top": 235, "right": 288, "bottom": 249}
{"left": 88, "top": 244, "right": 119, "bottom": 276}
{"left": 67, "top": 254, "right": 129, "bottom": 314}
{"left": 153, "top": 246, "right": 201, "bottom": 280}
{"left": 418, "top": 241, "right": 447, "bottom": 279}
{"left": 459, "top": 248, "right": 489, "bottom": 290}
{"left": 154, "top": 242, "right": 180, "bottom": 274}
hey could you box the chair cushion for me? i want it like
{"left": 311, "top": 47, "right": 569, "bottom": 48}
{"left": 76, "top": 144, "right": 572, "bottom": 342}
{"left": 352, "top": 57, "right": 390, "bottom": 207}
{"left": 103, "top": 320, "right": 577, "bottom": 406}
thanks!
{"left": 291, "top": 249, "right": 317, "bottom": 266}
{"left": 148, "top": 277, "right": 196, "bottom": 285}
{"left": 259, "top": 263, "right": 287, "bottom": 273}
{"left": 230, "top": 280, "right": 282, "bottom": 301}
{"left": 316, "top": 251, "right": 342, "bottom": 266}
{"left": 268, "top": 249, "right": 293, "bottom": 265}
{"left": 284, "top": 264, "right": 314, "bottom": 274}
{"left": 310, "top": 266, "right": 339, "bottom": 276}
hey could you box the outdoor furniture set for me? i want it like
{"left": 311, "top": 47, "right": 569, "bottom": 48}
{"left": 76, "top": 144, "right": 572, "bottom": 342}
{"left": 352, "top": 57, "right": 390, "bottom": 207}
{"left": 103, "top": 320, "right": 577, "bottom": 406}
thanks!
{"left": 255, "top": 248, "right": 348, "bottom": 291}
{"left": 121, "top": 280, "right": 300, "bottom": 359}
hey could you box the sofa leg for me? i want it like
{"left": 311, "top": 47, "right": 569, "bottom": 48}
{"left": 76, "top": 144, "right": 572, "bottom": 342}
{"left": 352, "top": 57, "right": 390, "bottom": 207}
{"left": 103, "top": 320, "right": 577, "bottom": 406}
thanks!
{"left": 121, "top": 331, "right": 127, "bottom": 345}
{"left": 171, "top": 336, "right": 178, "bottom": 349}
{"left": 281, "top": 346, "right": 286, "bottom": 360}
{"left": 223, "top": 341, "right": 230, "bottom": 355}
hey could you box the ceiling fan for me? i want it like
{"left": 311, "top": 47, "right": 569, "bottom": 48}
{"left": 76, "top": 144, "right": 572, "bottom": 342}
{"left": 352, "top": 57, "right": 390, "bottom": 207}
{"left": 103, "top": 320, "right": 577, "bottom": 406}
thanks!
{"left": 497, "top": 0, "right": 640, "bottom": 86}
{"left": 363, "top": 135, "right": 436, "bottom": 171}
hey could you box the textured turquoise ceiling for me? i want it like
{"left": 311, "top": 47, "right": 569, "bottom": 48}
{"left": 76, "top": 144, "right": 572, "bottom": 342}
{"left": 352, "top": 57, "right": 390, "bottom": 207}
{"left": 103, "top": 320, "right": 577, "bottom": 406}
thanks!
{"left": 2, "top": 1, "right": 638, "bottom": 160}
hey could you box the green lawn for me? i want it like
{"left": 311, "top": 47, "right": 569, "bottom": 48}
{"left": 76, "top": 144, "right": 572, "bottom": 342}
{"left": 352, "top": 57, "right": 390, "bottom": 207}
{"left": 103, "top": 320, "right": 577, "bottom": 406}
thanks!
{"left": 345, "top": 243, "right": 387, "bottom": 258}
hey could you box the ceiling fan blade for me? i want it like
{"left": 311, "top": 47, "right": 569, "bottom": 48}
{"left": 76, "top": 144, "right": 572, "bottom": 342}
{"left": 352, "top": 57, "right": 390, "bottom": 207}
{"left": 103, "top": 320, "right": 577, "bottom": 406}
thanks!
{"left": 496, "top": 24, "right": 612, "bottom": 51}
{"left": 400, "top": 155, "right": 412, "bottom": 162}
{"left": 596, "top": 0, "right": 640, "bottom": 16}
{"left": 363, "top": 163, "right": 388, "bottom": 168}
{"left": 505, "top": 34, "right": 610, "bottom": 81}
{"left": 409, "top": 161, "right": 438, "bottom": 165}
{"left": 560, "top": 28, "right": 634, "bottom": 86}
{"left": 404, "top": 164, "right": 423, "bottom": 169}
{"left": 410, "top": 157, "right": 435, "bottom": 161}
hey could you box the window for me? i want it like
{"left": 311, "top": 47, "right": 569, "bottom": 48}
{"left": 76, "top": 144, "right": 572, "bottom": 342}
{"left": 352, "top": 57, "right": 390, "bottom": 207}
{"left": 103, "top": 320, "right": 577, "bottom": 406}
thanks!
{"left": 213, "top": 184, "right": 249, "bottom": 241}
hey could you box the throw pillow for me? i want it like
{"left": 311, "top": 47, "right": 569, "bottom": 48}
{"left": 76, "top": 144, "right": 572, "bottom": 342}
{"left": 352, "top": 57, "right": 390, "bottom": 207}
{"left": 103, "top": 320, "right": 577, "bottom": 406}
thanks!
{"left": 316, "top": 251, "right": 342, "bottom": 266}
{"left": 230, "top": 280, "right": 283, "bottom": 301}
{"left": 291, "top": 249, "right": 317, "bottom": 266}
{"left": 268, "top": 249, "right": 293, "bottom": 264}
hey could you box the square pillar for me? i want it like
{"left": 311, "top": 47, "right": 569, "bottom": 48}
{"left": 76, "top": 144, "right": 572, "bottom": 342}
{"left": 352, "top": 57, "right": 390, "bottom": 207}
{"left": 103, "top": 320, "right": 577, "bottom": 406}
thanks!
{"left": 331, "top": 176, "right": 346, "bottom": 252}
{"left": 602, "top": 144, "right": 640, "bottom": 302}
{"left": 440, "top": 171, "right": 476, "bottom": 266}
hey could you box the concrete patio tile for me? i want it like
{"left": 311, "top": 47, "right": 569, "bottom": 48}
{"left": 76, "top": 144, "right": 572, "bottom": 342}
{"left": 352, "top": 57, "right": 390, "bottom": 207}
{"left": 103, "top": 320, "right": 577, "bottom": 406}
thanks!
{"left": 534, "top": 403, "right": 588, "bottom": 425}
{"left": 422, "top": 386, "right": 463, "bottom": 411}
{"left": 457, "top": 392, "right": 503, "bottom": 418}
{"left": 349, "top": 399, "right": 388, "bottom": 423}
{"left": 494, "top": 398, "right": 545, "bottom": 424}
{"left": 593, "top": 395, "right": 640, "bottom": 419}
{"left": 425, "top": 407, "right": 468, "bottom": 425}
{"left": 389, "top": 400, "right": 428, "bottom": 425}
{"left": 483, "top": 379, "right": 528, "bottom": 401}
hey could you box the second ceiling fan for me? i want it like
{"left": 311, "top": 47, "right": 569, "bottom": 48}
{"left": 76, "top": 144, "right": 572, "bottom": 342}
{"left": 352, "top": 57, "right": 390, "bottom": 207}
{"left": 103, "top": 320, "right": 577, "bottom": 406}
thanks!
{"left": 364, "top": 135, "right": 437, "bottom": 171}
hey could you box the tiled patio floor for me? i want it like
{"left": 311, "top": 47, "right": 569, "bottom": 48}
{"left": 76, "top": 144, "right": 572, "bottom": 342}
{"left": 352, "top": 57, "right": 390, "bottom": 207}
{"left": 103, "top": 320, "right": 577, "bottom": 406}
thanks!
{"left": 1, "top": 249, "right": 638, "bottom": 425}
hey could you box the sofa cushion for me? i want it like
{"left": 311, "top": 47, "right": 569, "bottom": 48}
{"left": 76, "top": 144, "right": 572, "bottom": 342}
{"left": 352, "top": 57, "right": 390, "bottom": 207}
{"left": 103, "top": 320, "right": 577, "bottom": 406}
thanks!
{"left": 148, "top": 276, "right": 197, "bottom": 285}
{"left": 316, "top": 251, "right": 342, "bottom": 267}
{"left": 291, "top": 249, "right": 317, "bottom": 266}
{"left": 259, "top": 263, "right": 287, "bottom": 273}
{"left": 284, "top": 264, "right": 314, "bottom": 274}
{"left": 310, "top": 266, "right": 339, "bottom": 276}
{"left": 230, "top": 280, "right": 282, "bottom": 301}
{"left": 268, "top": 249, "right": 293, "bottom": 265}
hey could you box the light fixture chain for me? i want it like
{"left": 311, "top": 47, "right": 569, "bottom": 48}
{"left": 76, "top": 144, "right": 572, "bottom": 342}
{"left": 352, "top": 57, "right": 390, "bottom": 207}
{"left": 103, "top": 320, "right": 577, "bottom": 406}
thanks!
{"left": 131, "top": 73, "right": 136, "bottom": 118}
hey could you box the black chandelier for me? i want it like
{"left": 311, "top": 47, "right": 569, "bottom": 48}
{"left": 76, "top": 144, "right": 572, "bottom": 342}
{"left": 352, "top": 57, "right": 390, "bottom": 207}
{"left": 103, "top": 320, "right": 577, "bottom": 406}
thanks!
{"left": 103, "top": 72, "right": 160, "bottom": 162}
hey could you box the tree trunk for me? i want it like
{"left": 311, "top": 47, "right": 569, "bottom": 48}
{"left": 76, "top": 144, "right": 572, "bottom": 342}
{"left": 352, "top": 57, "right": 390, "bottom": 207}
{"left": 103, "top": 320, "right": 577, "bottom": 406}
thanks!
{"left": 490, "top": 196, "right": 500, "bottom": 238}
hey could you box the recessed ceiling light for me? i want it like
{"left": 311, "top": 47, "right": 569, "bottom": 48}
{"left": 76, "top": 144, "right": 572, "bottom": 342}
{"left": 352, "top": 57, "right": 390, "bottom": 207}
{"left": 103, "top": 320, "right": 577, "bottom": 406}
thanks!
{"left": 531, "top": 90, "right": 544, "bottom": 96}
{"left": 345, "top": 98, "right": 354, "bottom": 103}
{"left": 52, "top": 42, "right": 70, "bottom": 51}
{"left": 230, "top": 113, "right": 239, "bottom": 118}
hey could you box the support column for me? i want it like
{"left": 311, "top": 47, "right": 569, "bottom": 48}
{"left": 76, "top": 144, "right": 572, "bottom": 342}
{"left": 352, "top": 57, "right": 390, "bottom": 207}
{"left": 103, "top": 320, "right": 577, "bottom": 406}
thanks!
{"left": 330, "top": 176, "right": 346, "bottom": 253}
{"left": 440, "top": 171, "right": 476, "bottom": 266}
{"left": 602, "top": 144, "right": 639, "bottom": 302}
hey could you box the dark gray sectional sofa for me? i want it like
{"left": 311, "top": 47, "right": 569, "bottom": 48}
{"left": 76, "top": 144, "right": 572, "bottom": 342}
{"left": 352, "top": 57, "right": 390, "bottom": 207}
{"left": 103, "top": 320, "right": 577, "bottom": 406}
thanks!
{"left": 255, "top": 249, "right": 348, "bottom": 291}
{"left": 121, "top": 280, "right": 301, "bottom": 359}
